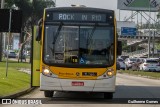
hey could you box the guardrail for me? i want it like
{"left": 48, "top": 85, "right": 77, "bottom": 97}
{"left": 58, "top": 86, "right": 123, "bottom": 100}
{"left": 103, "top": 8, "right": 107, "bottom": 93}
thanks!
{"left": 118, "top": 34, "right": 160, "bottom": 40}
{"left": 122, "top": 49, "right": 148, "bottom": 57}
{"left": 127, "top": 39, "right": 147, "bottom": 46}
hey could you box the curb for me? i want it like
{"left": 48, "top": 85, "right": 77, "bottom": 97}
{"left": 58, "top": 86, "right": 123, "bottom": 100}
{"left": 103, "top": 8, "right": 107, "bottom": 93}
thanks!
{"left": 118, "top": 71, "right": 160, "bottom": 80}
{"left": 0, "top": 87, "right": 36, "bottom": 99}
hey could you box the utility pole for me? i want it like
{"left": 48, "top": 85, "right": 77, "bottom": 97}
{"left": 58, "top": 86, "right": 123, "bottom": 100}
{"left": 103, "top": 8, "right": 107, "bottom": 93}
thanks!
{"left": 119, "top": 10, "right": 121, "bottom": 21}
{"left": 148, "top": 0, "right": 151, "bottom": 58}
{"left": 54, "top": 0, "right": 56, "bottom": 7}
{"left": 0, "top": 0, "right": 5, "bottom": 61}
{"left": 152, "top": 31, "right": 155, "bottom": 57}
{"left": 1, "top": 0, "right": 4, "bottom": 8}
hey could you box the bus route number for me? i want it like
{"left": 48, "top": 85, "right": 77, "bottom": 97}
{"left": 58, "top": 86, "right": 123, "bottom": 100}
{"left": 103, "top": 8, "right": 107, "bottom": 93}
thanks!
{"left": 51, "top": 12, "right": 106, "bottom": 22}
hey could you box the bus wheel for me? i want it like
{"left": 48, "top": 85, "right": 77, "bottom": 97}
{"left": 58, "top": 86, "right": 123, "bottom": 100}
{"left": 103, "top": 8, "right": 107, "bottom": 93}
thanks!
{"left": 104, "top": 92, "right": 113, "bottom": 99}
{"left": 44, "top": 91, "right": 54, "bottom": 97}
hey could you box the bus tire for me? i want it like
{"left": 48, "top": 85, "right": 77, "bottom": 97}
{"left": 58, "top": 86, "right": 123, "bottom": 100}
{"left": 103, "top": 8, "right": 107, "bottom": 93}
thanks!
{"left": 44, "top": 91, "right": 54, "bottom": 97}
{"left": 104, "top": 92, "right": 113, "bottom": 99}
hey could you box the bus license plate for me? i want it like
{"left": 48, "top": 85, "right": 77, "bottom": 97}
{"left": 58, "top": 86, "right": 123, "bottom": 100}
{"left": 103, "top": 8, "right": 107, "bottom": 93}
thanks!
{"left": 72, "top": 82, "right": 84, "bottom": 86}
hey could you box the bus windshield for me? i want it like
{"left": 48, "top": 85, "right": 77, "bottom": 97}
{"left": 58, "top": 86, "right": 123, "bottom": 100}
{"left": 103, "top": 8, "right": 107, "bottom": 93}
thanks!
{"left": 43, "top": 24, "right": 114, "bottom": 66}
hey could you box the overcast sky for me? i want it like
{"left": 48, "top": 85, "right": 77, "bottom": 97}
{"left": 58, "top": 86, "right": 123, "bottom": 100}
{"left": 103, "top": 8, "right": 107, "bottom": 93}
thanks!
{"left": 56, "top": 0, "right": 118, "bottom": 10}
{"left": 55, "top": 0, "right": 157, "bottom": 23}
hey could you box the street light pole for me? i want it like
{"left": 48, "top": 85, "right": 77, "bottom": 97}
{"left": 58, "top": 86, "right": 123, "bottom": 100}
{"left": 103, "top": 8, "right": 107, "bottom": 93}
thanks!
{"left": 148, "top": 0, "right": 151, "bottom": 58}
{"left": 0, "top": 0, "right": 5, "bottom": 61}
{"left": 1, "top": 0, "right": 4, "bottom": 8}
{"left": 152, "top": 31, "right": 155, "bottom": 57}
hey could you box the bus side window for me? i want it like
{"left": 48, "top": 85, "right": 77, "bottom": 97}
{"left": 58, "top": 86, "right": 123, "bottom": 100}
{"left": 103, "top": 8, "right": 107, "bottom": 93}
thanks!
{"left": 36, "top": 18, "right": 42, "bottom": 41}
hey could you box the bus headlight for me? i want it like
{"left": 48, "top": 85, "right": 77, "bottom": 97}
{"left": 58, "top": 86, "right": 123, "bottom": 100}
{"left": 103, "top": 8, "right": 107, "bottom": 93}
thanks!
{"left": 106, "top": 68, "right": 114, "bottom": 77}
{"left": 42, "top": 68, "right": 52, "bottom": 77}
{"left": 42, "top": 66, "right": 58, "bottom": 78}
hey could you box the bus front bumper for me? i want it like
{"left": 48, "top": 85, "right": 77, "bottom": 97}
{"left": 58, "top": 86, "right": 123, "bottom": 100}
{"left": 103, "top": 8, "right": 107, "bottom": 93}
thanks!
{"left": 40, "top": 74, "right": 116, "bottom": 92}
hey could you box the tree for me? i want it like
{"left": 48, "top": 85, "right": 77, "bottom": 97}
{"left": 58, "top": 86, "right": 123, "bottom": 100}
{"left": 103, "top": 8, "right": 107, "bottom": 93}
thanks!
{"left": 29, "top": 0, "right": 55, "bottom": 27}
{"left": 155, "top": 43, "right": 160, "bottom": 50}
{"left": 5, "top": 0, "right": 55, "bottom": 30}
{"left": 5, "top": 0, "right": 55, "bottom": 62}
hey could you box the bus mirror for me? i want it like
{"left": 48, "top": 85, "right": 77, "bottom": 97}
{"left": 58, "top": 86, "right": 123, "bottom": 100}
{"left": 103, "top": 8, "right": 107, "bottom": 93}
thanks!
{"left": 36, "top": 19, "right": 42, "bottom": 41}
{"left": 117, "top": 41, "right": 122, "bottom": 55}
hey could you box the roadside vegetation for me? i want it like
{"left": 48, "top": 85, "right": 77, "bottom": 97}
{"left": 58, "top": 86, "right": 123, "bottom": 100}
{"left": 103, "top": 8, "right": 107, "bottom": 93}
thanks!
{"left": 118, "top": 70, "right": 160, "bottom": 79}
{"left": 0, "top": 60, "right": 31, "bottom": 97}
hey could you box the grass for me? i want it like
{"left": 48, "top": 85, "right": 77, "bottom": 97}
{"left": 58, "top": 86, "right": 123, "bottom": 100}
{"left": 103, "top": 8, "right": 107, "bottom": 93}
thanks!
{"left": 0, "top": 59, "right": 31, "bottom": 97}
{"left": 118, "top": 70, "right": 160, "bottom": 79}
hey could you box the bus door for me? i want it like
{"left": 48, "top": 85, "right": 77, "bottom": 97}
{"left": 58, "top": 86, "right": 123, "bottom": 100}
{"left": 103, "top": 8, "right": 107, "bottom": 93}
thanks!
{"left": 31, "top": 26, "right": 41, "bottom": 87}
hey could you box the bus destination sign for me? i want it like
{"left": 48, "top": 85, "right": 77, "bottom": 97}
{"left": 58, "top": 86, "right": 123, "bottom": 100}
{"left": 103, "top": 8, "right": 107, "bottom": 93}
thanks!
{"left": 46, "top": 12, "right": 108, "bottom": 23}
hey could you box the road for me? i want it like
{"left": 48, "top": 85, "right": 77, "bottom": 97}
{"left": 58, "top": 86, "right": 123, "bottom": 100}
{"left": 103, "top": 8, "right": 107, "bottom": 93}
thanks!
{"left": 1, "top": 73, "right": 160, "bottom": 107}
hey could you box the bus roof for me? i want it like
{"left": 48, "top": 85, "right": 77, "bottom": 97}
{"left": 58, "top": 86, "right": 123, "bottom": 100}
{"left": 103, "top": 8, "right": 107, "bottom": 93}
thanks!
{"left": 45, "top": 7, "right": 114, "bottom": 13}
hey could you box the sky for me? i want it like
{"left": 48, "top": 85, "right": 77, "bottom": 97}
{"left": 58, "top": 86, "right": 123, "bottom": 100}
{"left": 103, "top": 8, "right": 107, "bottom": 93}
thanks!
{"left": 56, "top": 0, "right": 120, "bottom": 19}
{"left": 56, "top": 0, "right": 118, "bottom": 10}
{"left": 55, "top": 0, "right": 158, "bottom": 24}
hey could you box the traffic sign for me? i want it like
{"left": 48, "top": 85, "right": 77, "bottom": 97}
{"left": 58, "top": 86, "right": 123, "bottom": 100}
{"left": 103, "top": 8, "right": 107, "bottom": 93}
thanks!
{"left": 121, "top": 27, "right": 137, "bottom": 36}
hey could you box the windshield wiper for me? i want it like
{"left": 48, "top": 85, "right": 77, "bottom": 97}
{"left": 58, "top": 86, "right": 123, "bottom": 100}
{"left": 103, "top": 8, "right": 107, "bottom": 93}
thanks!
{"left": 51, "top": 22, "right": 63, "bottom": 54}
{"left": 86, "top": 24, "right": 97, "bottom": 47}
{"left": 53, "top": 22, "right": 63, "bottom": 45}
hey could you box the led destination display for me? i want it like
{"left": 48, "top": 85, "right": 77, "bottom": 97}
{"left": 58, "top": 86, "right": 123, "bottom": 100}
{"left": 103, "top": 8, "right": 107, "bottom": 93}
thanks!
{"left": 46, "top": 12, "right": 114, "bottom": 23}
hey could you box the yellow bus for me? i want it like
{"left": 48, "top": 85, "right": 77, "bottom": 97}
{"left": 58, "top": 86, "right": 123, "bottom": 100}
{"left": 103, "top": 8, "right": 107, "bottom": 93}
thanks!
{"left": 32, "top": 7, "right": 122, "bottom": 99}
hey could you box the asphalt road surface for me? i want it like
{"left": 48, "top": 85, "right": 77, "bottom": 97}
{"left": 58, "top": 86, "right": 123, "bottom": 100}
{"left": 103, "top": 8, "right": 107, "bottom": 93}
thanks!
{"left": 1, "top": 73, "right": 160, "bottom": 107}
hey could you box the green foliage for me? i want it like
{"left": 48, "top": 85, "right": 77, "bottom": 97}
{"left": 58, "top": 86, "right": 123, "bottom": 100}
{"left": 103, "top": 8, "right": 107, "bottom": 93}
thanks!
{"left": 140, "top": 23, "right": 157, "bottom": 29}
{"left": 4, "top": 0, "right": 15, "bottom": 8}
{"left": 0, "top": 60, "right": 31, "bottom": 97}
{"left": 155, "top": 43, "right": 160, "bottom": 50}
{"left": 121, "top": 40, "right": 145, "bottom": 52}
{"left": 5, "top": 0, "right": 55, "bottom": 29}
{"left": 122, "top": 41, "right": 127, "bottom": 49}
{"left": 122, "top": 41, "right": 130, "bottom": 52}
{"left": 30, "top": 0, "right": 55, "bottom": 26}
